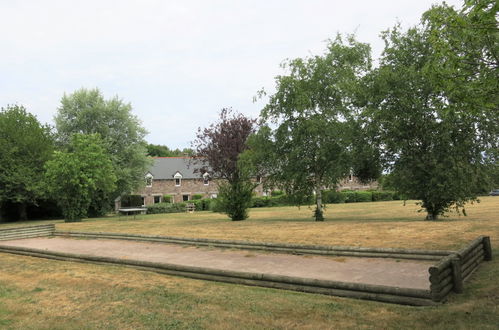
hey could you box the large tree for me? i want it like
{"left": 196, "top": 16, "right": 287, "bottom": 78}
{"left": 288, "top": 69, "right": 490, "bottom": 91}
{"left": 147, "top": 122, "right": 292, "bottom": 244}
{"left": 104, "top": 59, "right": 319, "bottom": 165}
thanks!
{"left": 193, "top": 108, "right": 257, "bottom": 221}
{"left": 0, "top": 105, "right": 54, "bottom": 221}
{"left": 45, "top": 134, "right": 116, "bottom": 222}
{"left": 251, "top": 35, "right": 373, "bottom": 221}
{"left": 370, "top": 1, "right": 497, "bottom": 220}
{"left": 54, "top": 88, "right": 150, "bottom": 215}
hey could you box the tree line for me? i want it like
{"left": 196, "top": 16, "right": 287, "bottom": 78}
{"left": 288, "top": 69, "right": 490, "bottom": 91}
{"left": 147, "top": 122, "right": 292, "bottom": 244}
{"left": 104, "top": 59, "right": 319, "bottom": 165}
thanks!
{"left": 1, "top": 0, "right": 497, "bottom": 223}
{"left": 194, "top": 0, "right": 498, "bottom": 221}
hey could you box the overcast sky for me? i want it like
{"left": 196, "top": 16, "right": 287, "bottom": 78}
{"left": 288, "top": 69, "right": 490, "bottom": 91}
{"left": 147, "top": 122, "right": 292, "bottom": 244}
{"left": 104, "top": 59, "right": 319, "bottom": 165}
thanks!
{"left": 0, "top": 0, "right": 464, "bottom": 148}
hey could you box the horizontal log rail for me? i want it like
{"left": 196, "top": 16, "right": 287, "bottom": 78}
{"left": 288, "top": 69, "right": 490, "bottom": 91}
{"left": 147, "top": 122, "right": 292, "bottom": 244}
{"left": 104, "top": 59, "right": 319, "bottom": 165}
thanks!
{"left": 0, "top": 225, "right": 492, "bottom": 306}
{"left": 428, "top": 236, "right": 492, "bottom": 302}
{"left": 0, "top": 244, "right": 434, "bottom": 306}
{"left": 54, "top": 231, "right": 450, "bottom": 261}
{"left": 0, "top": 224, "right": 55, "bottom": 241}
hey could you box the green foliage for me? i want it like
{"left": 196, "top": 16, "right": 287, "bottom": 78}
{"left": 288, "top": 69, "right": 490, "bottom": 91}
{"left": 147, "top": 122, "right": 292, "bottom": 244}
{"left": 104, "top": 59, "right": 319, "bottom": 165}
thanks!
{"left": 45, "top": 134, "right": 117, "bottom": 222}
{"left": 193, "top": 108, "right": 257, "bottom": 221}
{"left": 121, "top": 195, "right": 143, "bottom": 207}
{"left": 216, "top": 181, "right": 254, "bottom": 221}
{"left": 342, "top": 191, "right": 357, "bottom": 203}
{"left": 322, "top": 190, "right": 346, "bottom": 204}
{"left": 146, "top": 202, "right": 186, "bottom": 214}
{"left": 54, "top": 88, "right": 150, "bottom": 215}
{"left": 270, "top": 190, "right": 284, "bottom": 197}
{"left": 369, "top": 3, "right": 497, "bottom": 219}
{"left": 355, "top": 191, "right": 372, "bottom": 203}
{"left": 249, "top": 35, "right": 373, "bottom": 221}
{"left": 146, "top": 144, "right": 194, "bottom": 157}
{"left": 162, "top": 195, "right": 173, "bottom": 203}
{"left": 0, "top": 105, "right": 54, "bottom": 221}
{"left": 371, "top": 191, "right": 394, "bottom": 202}
{"left": 191, "top": 194, "right": 203, "bottom": 200}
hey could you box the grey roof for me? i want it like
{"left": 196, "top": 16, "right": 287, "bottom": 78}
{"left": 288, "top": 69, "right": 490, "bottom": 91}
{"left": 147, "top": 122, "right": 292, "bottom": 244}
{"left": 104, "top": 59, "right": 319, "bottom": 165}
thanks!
{"left": 148, "top": 157, "right": 207, "bottom": 180}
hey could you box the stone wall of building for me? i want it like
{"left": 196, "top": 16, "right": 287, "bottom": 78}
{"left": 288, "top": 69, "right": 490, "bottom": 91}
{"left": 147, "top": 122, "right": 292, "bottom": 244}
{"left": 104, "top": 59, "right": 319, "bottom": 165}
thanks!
{"left": 134, "top": 176, "right": 375, "bottom": 206}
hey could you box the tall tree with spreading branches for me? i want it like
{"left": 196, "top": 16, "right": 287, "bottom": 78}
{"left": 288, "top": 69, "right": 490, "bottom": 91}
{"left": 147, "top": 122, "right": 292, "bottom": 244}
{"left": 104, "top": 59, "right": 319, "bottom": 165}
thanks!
{"left": 250, "top": 35, "right": 374, "bottom": 221}
{"left": 54, "top": 88, "right": 150, "bottom": 216}
{"left": 0, "top": 105, "right": 54, "bottom": 221}
{"left": 369, "top": 0, "right": 498, "bottom": 220}
{"left": 193, "top": 108, "right": 257, "bottom": 221}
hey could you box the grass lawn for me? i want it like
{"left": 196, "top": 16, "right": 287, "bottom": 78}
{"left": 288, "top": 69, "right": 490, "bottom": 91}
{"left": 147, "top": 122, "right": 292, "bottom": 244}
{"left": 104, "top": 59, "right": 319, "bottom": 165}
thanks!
{"left": 0, "top": 197, "right": 498, "bottom": 329}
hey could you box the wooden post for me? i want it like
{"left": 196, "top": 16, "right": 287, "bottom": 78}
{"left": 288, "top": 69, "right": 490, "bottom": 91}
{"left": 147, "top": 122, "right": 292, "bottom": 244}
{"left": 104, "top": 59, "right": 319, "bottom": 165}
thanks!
{"left": 450, "top": 257, "right": 463, "bottom": 293}
{"left": 482, "top": 236, "right": 492, "bottom": 261}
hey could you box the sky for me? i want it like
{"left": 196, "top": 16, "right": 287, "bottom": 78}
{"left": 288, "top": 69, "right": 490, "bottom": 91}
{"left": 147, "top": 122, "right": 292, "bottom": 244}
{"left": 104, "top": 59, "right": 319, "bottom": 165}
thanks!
{"left": 0, "top": 0, "right": 464, "bottom": 149}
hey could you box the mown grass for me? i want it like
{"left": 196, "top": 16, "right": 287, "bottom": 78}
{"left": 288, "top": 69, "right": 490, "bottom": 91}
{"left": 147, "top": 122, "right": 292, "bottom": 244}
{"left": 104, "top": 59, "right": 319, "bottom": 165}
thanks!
{"left": 0, "top": 197, "right": 498, "bottom": 329}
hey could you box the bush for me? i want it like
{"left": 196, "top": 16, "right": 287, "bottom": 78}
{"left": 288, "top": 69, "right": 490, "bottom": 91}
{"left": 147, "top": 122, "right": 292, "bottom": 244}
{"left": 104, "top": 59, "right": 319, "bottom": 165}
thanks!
{"left": 342, "top": 191, "right": 357, "bottom": 203}
{"left": 192, "top": 194, "right": 203, "bottom": 200}
{"left": 162, "top": 194, "right": 173, "bottom": 203}
{"left": 217, "top": 181, "right": 254, "bottom": 220}
{"left": 355, "top": 191, "right": 372, "bottom": 202}
{"left": 121, "top": 195, "right": 143, "bottom": 207}
{"left": 323, "top": 190, "right": 346, "bottom": 203}
{"left": 201, "top": 199, "right": 212, "bottom": 211}
{"left": 209, "top": 198, "right": 225, "bottom": 212}
{"left": 146, "top": 202, "right": 186, "bottom": 214}
{"left": 372, "top": 190, "right": 395, "bottom": 201}
{"left": 271, "top": 190, "right": 284, "bottom": 197}
{"left": 251, "top": 196, "right": 271, "bottom": 207}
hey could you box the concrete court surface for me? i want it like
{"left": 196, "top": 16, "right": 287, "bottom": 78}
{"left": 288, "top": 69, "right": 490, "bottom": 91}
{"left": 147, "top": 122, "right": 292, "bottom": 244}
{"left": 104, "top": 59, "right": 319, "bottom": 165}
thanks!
{"left": 0, "top": 237, "right": 434, "bottom": 290}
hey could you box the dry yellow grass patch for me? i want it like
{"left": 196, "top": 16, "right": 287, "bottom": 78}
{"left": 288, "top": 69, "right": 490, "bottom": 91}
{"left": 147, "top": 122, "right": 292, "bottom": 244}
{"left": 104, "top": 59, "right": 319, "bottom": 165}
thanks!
{"left": 49, "top": 196, "right": 499, "bottom": 250}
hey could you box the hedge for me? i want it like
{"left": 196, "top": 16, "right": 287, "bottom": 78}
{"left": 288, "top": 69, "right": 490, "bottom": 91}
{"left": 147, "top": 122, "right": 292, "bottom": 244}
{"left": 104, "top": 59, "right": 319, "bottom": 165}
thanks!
{"left": 146, "top": 202, "right": 187, "bottom": 214}
{"left": 250, "top": 190, "right": 402, "bottom": 209}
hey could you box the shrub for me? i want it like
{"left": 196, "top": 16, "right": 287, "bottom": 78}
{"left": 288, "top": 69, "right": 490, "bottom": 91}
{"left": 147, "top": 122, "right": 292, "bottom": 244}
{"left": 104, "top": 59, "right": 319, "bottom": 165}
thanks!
{"left": 121, "top": 195, "right": 143, "bottom": 207}
{"left": 251, "top": 196, "right": 271, "bottom": 207}
{"left": 162, "top": 194, "right": 173, "bottom": 203}
{"left": 271, "top": 190, "right": 284, "bottom": 197}
{"left": 192, "top": 194, "right": 203, "bottom": 200}
{"left": 209, "top": 198, "right": 225, "bottom": 212}
{"left": 355, "top": 191, "right": 372, "bottom": 202}
{"left": 323, "top": 190, "right": 346, "bottom": 204}
{"left": 342, "top": 191, "right": 357, "bottom": 203}
{"left": 146, "top": 202, "right": 186, "bottom": 214}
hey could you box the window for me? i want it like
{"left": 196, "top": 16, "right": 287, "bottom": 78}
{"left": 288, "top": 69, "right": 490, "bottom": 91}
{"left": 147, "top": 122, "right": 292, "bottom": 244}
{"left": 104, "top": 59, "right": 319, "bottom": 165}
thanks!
{"left": 182, "top": 194, "right": 190, "bottom": 201}
{"left": 141, "top": 196, "right": 146, "bottom": 206}
{"left": 256, "top": 175, "right": 262, "bottom": 184}
{"left": 203, "top": 173, "right": 209, "bottom": 185}
{"left": 154, "top": 195, "right": 161, "bottom": 204}
{"left": 348, "top": 174, "right": 353, "bottom": 182}
{"left": 145, "top": 173, "right": 153, "bottom": 187}
{"left": 174, "top": 172, "right": 182, "bottom": 186}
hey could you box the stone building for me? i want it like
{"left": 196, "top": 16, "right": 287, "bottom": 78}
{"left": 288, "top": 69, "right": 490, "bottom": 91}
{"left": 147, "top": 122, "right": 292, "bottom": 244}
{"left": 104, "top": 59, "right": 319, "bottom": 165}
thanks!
{"left": 132, "top": 157, "right": 376, "bottom": 207}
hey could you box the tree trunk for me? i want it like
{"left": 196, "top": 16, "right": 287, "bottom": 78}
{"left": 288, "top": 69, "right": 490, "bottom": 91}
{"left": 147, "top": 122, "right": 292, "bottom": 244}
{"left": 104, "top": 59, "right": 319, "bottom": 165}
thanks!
{"left": 315, "top": 188, "right": 324, "bottom": 221}
{"left": 19, "top": 202, "right": 28, "bottom": 221}
{"left": 425, "top": 212, "right": 439, "bottom": 221}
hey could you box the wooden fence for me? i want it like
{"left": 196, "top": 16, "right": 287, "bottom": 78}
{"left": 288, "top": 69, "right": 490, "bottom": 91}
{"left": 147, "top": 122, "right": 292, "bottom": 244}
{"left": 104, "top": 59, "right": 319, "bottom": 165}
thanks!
{"left": 429, "top": 236, "right": 492, "bottom": 302}
{"left": 0, "top": 224, "right": 55, "bottom": 241}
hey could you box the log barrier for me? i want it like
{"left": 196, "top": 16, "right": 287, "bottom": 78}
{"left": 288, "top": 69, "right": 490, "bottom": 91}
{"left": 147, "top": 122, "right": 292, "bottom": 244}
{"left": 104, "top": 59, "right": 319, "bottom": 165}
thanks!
{"left": 428, "top": 236, "right": 492, "bottom": 302}
{"left": 54, "top": 231, "right": 451, "bottom": 261}
{"left": 0, "top": 224, "right": 55, "bottom": 241}
{"left": 0, "top": 225, "right": 492, "bottom": 306}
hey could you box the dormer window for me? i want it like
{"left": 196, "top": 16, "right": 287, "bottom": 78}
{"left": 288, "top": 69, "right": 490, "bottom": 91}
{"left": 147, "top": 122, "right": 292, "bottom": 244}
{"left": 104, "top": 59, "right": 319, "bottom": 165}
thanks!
{"left": 174, "top": 172, "right": 182, "bottom": 186}
{"left": 145, "top": 173, "right": 153, "bottom": 187}
{"left": 203, "top": 173, "right": 209, "bottom": 185}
